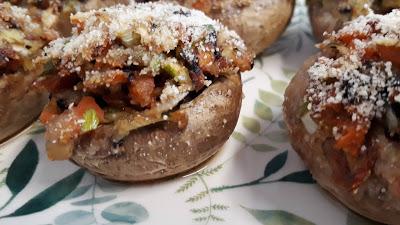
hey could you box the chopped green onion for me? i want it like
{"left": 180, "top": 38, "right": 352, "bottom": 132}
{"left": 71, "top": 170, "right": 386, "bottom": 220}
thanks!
{"left": 41, "top": 60, "right": 56, "bottom": 76}
{"left": 81, "top": 109, "right": 100, "bottom": 132}
{"left": 162, "top": 60, "right": 191, "bottom": 85}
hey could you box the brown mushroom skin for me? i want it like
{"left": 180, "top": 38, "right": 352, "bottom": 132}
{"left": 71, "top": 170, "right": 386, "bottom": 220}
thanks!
{"left": 71, "top": 73, "right": 242, "bottom": 182}
{"left": 307, "top": 0, "right": 400, "bottom": 41}
{"left": 138, "top": 0, "right": 295, "bottom": 55}
{"left": 187, "top": 0, "right": 295, "bottom": 55}
{"left": 307, "top": 0, "right": 354, "bottom": 41}
{"left": 283, "top": 56, "right": 400, "bottom": 225}
{"left": 0, "top": 74, "right": 47, "bottom": 142}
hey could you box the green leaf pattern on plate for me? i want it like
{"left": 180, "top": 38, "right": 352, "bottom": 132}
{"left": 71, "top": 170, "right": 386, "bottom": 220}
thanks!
{"left": 251, "top": 144, "right": 278, "bottom": 153}
{"left": 259, "top": 90, "right": 283, "bottom": 106}
{"left": 346, "top": 211, "right": 384, "bottom": 225}
{"left": 0, "top": 140, "right": 38, "bottom": 211}
{"left": 101, "top": 202, "right": 149, "bottom": 224}
{"left": 0, "top": 169, "right": 85, "bottom": 218}
{"left": 71, "top": 195, "right": 117, "bottom": 206}
{"left": 6, "top": 140, "right": 38, "bottom": 196}
{"left": 270, "top": 80, "right": 288, "bottom": 95}
{"left": 0, "top": 2, "right": 377, "bottom": 225}
{"left": 254, "top": 101, "right": 273, "bottom": 121}
{"left": 0, "top": 151, "right": 8, "bottom": 188}
{"left": 242, "top": 116, "right": 261, "bottom": 134}
{"left": 54, "top": 210, "right": 95, "bottom": 225}
{"left": 263, "top": 151, "right": 288, "bottom": 178}
{"left": 265, "top": 131, "right": 289, "bottom": 143}
{"left": 97, "top": 179, "right": 129, "bottom": 193}
{"left": 279, "top": 170, "right": 315, "bottom": 183}
{"left": 231, "top": 131, "right": 247, "bottom": 143}
{"left": 243, "top": 206, "right": 315, "bottom": 225}
{"left": 63, "top": 185, "right": 92, "bottom": 201}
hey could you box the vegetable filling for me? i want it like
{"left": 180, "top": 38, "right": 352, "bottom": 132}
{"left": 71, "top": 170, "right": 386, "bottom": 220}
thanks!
{"left": 305, "top": 9, "right": 400, "bottom": 189}
{"left": 36, "top": 3, "right": 254, "bottom": 160}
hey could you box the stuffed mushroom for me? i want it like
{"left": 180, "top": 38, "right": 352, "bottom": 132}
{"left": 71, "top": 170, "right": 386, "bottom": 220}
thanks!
{"left": 36, "top": 2, "right": 253, "bottom": 181}
{"left": 2, "top": 0, "right": 129, "bottom": 36}
{"left": 307, "top": 0, "right": 400, "bottom": 41}
{"left": 137, "top": 0, "right": 295, "bottom": 55}
{"left": 0, "top": 2, "right": 58, "bottom": 142}
{"left": 284, "top": 10, "right": 400, "bottom": 224}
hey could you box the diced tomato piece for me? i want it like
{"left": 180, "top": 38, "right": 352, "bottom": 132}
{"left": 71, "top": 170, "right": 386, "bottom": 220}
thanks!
{"left": 109, "top": 73, "right": 128, "bottom": 85}
{"left": 338, "top": 32, "right": 368, "bottom": 46}
{"left": 35, "top": 74, "right": 81, "bottom": 93}
{"left": 234, "top": 52, "right": 254, "bottom": 72}
{"left": 83, "top": 71, "right": 128, "bottom": 91}
{"left": 198, "top": 51, "right": 214, "bottom": 70}
{"left": 318, "top": 104, "right": 368, "bottom": 156}
{"left": 377, "top": 45, "right": 400, "bottom": 69}
{"left": 74, "top": 96, "right": 104, "bottom": 121}
{"left": 192, "top": 0, "right": 212, "bottom": 14}
{"left": 363, "top": 47, "right": 380, "bottom": 61}
{"left": 335, "top": 125, "right": 367, "bottom": 156}
{"left": 129, "top": 75, "right": 155, "bottom": 108}
{"left": 169, "top": 111, "right": 188, "bottom": 129}
{"left": 39, "top": 99, "right": 60, "bottom": 124}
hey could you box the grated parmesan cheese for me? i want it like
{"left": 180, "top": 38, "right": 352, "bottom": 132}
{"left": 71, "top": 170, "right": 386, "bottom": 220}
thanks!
{"left": 307, "top": 9, "right": 400, "bottom": 142}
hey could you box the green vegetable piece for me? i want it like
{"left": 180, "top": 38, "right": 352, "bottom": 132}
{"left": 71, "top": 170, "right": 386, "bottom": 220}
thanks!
{"left": 162, "top": 62, "right": 190, "bottom": 84}
{"left": 41, "top": 61, "right": 56, "bottom": 76}
{"left": 81, "top": 109, "right": 100, "bottom": 132}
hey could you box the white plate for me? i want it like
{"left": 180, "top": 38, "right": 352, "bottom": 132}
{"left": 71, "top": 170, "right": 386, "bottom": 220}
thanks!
{"left": 0, "top": 1, "right": 382, "bottom": 225}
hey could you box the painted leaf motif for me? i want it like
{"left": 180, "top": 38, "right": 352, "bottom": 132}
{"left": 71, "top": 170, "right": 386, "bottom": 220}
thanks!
{"left": 190, "top": 206, "right": 210, "bottom": 214}
{"left": 271, "top": 79, "right": 288, "bottom": 95}
{"left": 54, "top": 210, "right": 95, "bottom": 225}
{"left": 266, "top": 131, "right": 289, "bottom": 143}
{"left": 103, "top": 223, "right": 132, "bottom": 225}
{"left": 186, "top": 190, "right": 208, "bottom": 203}
{"left": 176, "top": 177, "right": 198, "bottom": 193}
{"left": 346, "top": 211, "right": 383, "bottom": 225}
{"left": 242, "top": 116, "right": 261, "bottom": 133}
{"left": 0, "top": 168, "right": 7, "bottom": 175}
{"left": 243, "top": 76, "right": 256, "bottom": 84}
{"left": 6, "top": 140, "right": 39, "bottom": 196}
{"left": 264, "top": 151, "right": 288, "bottom": 178}
{"left": 210, "top": 215, "right": 224, "bottom": 221}
{"left": 1, "top": 169, "right": 85, "bottom": 218}
{"left": 259, "top": 90, "right": 283, "bottom": 106}
{"left": 231, "top": 131, "right": 246, "bottom": 143}
{"left": 97, "top": 179, "right": 129, "bottom": 193}
{"left": 279, "top": 170, "right": 315, "bottom": 184}
{"left": 0, "top": 168, "right": 7, "bottom": 188}
{"left": 251, "top": 144, "right": 277, "bottom": 153}
{"left": 243, "top": 207, "right": 315, "bottom": 225}
{"left": 64, "top": 185, "right": 92, "bottom": 200}
{"left": 254, "top": 101, "right": 273, "bottom": 121}
{"left": 254, "top": 58, "right": 263, "bottom": 69}
{"left": 278, "top": 121, "right": 287, "bottom": 130}
{"left": 199, "top": 165, "right": 223, "bottom": 176}
{"left": 71, "top": 195, "right": 117, "bottom": 206}
{"left": 0, "top": 178, "right": 5, "bottom": 188}
{"left": 101, "top": 202, "right": 149, "bottom": 224}
{"left": 194, "top": 217, "right": 208, "bottom": 222}
{"left": 211, "top": 204, "right": 229, "bottom": 211}
{"left": 28, "top": 122, "right": 46, "bottom": 135}
{"left": 282, "top": 68, "right": 296, "bottom": 79}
